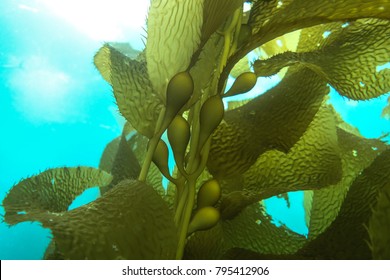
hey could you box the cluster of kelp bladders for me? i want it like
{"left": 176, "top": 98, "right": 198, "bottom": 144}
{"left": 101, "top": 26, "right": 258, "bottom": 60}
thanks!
{"left": 147, "top": 68, "right": 257, "bottom": 258}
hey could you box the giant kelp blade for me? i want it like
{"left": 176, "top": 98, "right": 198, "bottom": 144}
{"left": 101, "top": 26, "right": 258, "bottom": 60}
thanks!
{"left": 185, "top": 203, "right": 306, "bottom": 259}
{"left": 99, "top": 136, "right": 121, "bottom": 173}
{"left": 222, "top": 203, "right": 307, "bottom": 256}
{"left": 219, "top": 103, "right": 342, "bottom": 219}
{"left": 304, "top": 128, "right": 388, "bottom": 240}
{"left": 368, "top": 181, "right": 390, "bottom": 259}
{"left": 298, "top": 148, "right": 390, "bottom": 259}
{"left": 2, "top": 167, "right": 113, "bottom": 225}
{"left": 94, "top": 44, "right": 162, "bottom": 138}
{"left": 208, "top": 67, "right": 328, "bottom": 178}
{"left": 42, "top": 180, "right": 177, "bottom": 259}
{"left": 100, "top": 133, "right": 141, "bottom": 193}
{"left": 221, "top": 0, "right": 390, "bottom": 91}
{"left": 184, "top": 223, "right": 228, "bottom": 260}
{"left": 146, "top": 0, "right": 203, "bottom": 97}
{"left": 108, "top": 133, "right": 141, "bottom": 186}
{"left": 201, "top": 0, "right": 243, "bottom": 42}
{"left": 253, "top": 19, "right": 390, "bottom": 100}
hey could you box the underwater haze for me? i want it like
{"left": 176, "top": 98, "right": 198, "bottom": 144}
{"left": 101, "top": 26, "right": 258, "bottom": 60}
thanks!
{"left": 0, "top": 0, "right": 389, "bottom": 260}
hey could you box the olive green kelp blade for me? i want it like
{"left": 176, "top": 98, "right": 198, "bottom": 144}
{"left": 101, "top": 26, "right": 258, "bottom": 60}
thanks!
{"left": 304, "top": 128, "right": 388, "bottom": 241}
{"left": 368, "top": 181, "right": 390, "bottom": 259}
{"left": 221, "top": 0, "right": 390, "bottom": 90}
{"left": 146, "top": 0, "right": 203, "bottom": 97}
{"left": 42, "top": 180, "right": 177, "bottom": 260}
{"left": 219, "top": 103, "right": 342, "bottom": 219}
{"left": 99, "top": 133, "right": 141, "bottom": 194}
{"left": 185, "top": 203, "right": 307, "bottom": 259}
{"left": 201, "top": 0, "right": 243, "bottom": 42}
{"left": 2, "top": 167, "right": 113, "bottom": 225}
{"left": 253, "top": 19, "right": 390, "bottom": 100}
{"left": 298, "top": 149, "right": 390, "bottom": 259}
{"left": 208, "top": 67, "right": 328, "bottom": 178}
{"left": 94, "top": 43, "right": 162, "bottom": 138}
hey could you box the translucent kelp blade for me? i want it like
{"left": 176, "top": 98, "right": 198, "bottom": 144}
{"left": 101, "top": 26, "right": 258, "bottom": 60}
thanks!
{"left": 208, "top": 67, "right": 328, "bottom": 178}
{"left": 2, "top": 167, "right": 113, "bottom": 225}
{"left": 185, "top": 203, "right": 306, "bottom": 259}
{"left": 221, "top": 0, "right": 390, "bottom": 91}
{"left": 298, "top": 149, "right": 390, "bottom": 259}
{"left": 253, "top": 19, "right": 390, "bottom": 100}
{"left": 146, "top": 0, "right": 203, "bottom": 97}
{"left": 219, "top": 103, "right": 341, "bottom": 219}
{"left": 368, "top": 181, "right": 390, "bottom": 259}
{"left": 99, "top": 136, "right": 121, "bottom": 173}
{"left": 104, "top": 134, "right": 141, "bottom": 194}
{"left": 94, "top": 44, "right": 162, "bottom": 138}
{"left": 223, "top": 203, "right": 307, "bottom": 256}
{"left": 304, "top": 128, "right": 388, "bottom": 240}
{"left": 201, "top": 0, "right": 243, "bottom": 42}
{"left": 42, "top": 180, "right": 177, "bottom": 259}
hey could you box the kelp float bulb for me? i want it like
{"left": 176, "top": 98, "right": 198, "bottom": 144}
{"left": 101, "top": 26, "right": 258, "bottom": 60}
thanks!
{"left": 224, "top": 72, "right": 257, "bottom": 97}
{"left": 197, "top": 95, "right": 224, "bottom": 153}
{"left": 168, "top": 115, "right": 190, "bottom": 175}
{"left": 196, "top": 179, "right": 221, "bottom": 209}
{"left": 152, "top": 139, "right": 172, "bottom": 180}
{"left": 188, "top": 206, "right": 220, "bottom": 235}
{"left": 159, "top": 71, "right": 194, "bottom": 135}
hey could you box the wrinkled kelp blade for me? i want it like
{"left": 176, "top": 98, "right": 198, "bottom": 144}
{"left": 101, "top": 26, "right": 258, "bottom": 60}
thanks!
{"left": 94, "top": 44, "right": 162, "bottom": 138}
{"left": 146, "top": 0, "right": 203, "bottom": 96}
{"left": 185, "top": 203, "right": 307, "bottom": 259}
{"left": 221, "top": 0, "right": 390, "bottom": 92}
{"left": 208, "top": 67, "right": 328, "bottom": 178}
{"left": 253, "top": 19, "right": 390, "bottom": 100}
{"left": 305, "top": 128, "right": 388, "bottom": 240}
{"left": 298, "top": 149, "right": 390, "bottom": 259}
{"left": 43, "top": 180, "right": 177, "bottom": 259}
{"left": 3, "top": 167, "right": 113, "bottom": 225}
{"left": 219, "top": 104, "right": 342, "bottom": 219}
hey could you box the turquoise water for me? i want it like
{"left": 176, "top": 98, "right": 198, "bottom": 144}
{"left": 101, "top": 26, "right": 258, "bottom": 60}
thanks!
{"left": 0, "top": 1, "right": 389, "bottom": 260}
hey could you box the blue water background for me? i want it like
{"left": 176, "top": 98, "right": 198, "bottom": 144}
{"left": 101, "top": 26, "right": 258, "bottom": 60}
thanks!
{"left": 0, "top": 0, "right": 389, "bottom": 259}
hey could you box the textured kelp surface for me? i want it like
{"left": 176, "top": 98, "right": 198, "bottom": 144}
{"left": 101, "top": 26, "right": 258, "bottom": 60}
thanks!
{"left": 2, "top": 0, "right": 390, "bottom": 259}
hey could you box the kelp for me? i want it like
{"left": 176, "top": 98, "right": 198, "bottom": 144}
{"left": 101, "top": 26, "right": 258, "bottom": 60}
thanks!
{"left": 253, "top": 19, "right": 390, "bottom": 100}
{"left": 2, "top": 0, "right": 390, "bottom": 260}
{"left": 3, "top": 167, "right": 113, "bottom": 225}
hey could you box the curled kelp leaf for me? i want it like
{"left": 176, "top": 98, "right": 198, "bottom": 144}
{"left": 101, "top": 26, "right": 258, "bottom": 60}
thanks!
{"left": 208, "top": 67, "right": 328, "bottom": 178}
{"left": 146, "top": 0, "right": 203, "bottom": 97}
{"left": 298, "top": 148, "right": 390, "bottom": 259}
{"left": 94, "top": 43, "right": 162, "bottom": 138}
{"left": 368, "top": 181, "right": 390, "bottom": 259}
{"left": 2, "top": 167, "right": 113, "bottom": 225}
{"left": 253, "top": 19, "right": 390, "bottom": 100}
{"left": 42, "top": 180, "right": 177, "bottom": 259}
{"left": 220, "top": 0, "right": 390, "bottom": 92}
{"left": 304, "top": 128, "right": 388, "bottom": 241}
